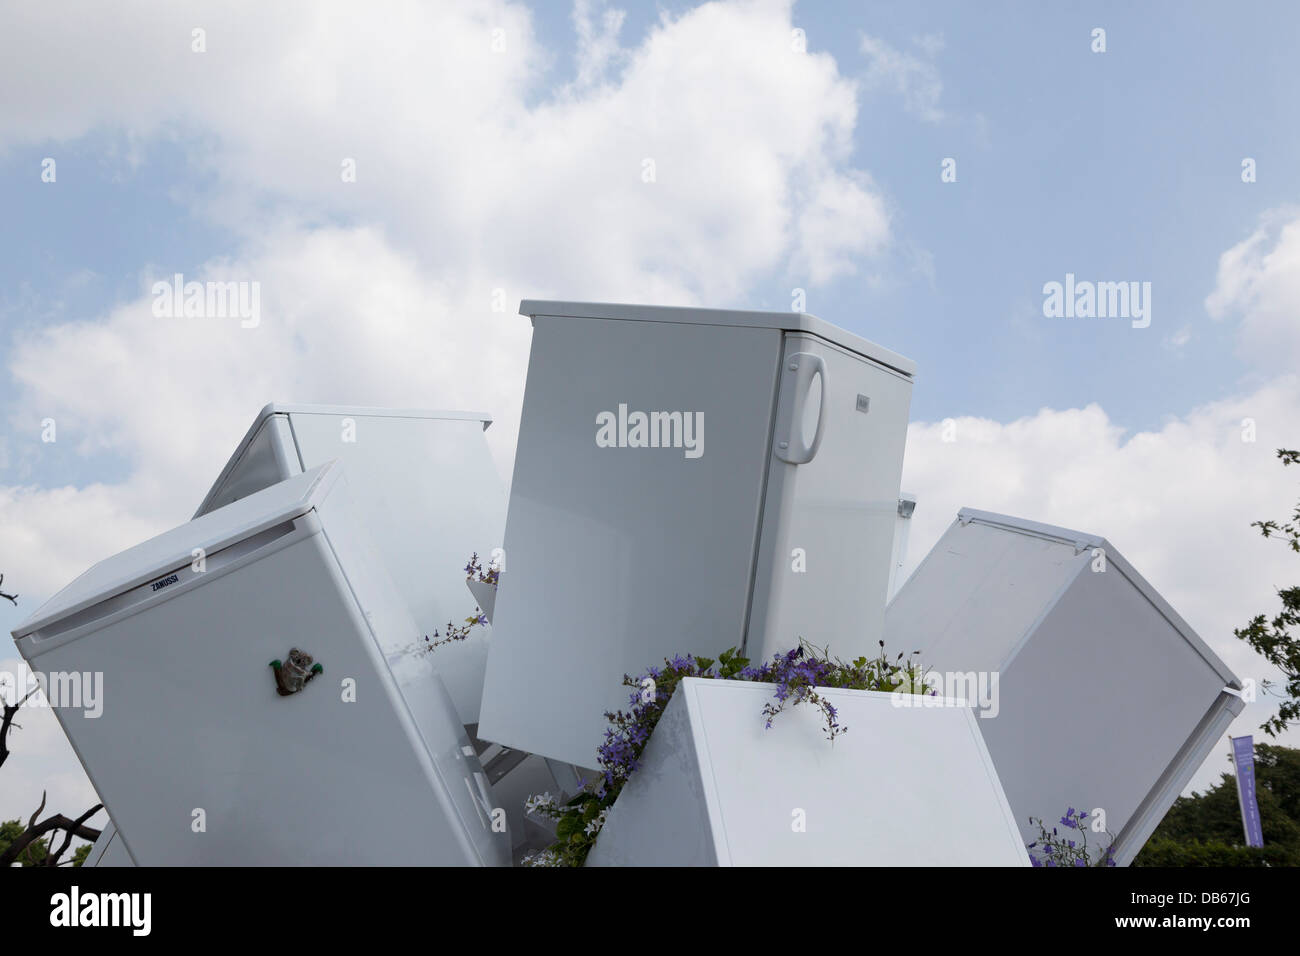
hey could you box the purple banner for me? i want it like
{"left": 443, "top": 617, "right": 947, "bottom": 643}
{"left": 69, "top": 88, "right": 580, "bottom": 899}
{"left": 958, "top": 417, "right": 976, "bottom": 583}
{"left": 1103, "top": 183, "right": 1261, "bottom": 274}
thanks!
{"left": 1231, "top": 735, "right": 1264, "bottom": 848}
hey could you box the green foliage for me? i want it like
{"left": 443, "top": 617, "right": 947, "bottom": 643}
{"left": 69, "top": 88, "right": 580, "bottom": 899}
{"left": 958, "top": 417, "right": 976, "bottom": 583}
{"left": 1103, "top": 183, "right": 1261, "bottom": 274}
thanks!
{"left": 1235, "top": 448, "right": 1300, "bottom": 736}
{"left": 1136, "top": 837, "right": 1293, "bottom": 867}
{"left": 0, "top": 818, "right": 49, "bottom": 866}
{"left": 1133, "top": 743, "right": 1300, "bottom": 866}
{"left": 0, "top": 817, "right": 95, "bottom": 866}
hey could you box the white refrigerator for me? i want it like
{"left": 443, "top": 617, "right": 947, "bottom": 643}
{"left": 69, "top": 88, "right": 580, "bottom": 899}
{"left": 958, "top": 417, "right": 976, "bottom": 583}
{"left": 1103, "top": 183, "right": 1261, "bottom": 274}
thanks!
{"left": 883, "top": 508, "right": 1245, "bottom": 866}
{"left": 586, "top": 679, "right": 1029, "bottom": 866}
{"left": 11, "top": 462, "right": 510, "bottom": 866}
{"left": 479, "top": 300, "right": 915, "bottom": 769}
{"left": 193, "top": 403, "right": 506, "bottom": 727}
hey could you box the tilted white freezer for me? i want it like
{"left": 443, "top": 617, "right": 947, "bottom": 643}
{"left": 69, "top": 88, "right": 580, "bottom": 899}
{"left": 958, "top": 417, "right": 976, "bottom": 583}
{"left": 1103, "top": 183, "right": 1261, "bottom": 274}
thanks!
{"left": 586, "top": 679, "right": 1029, "bottom": 866}
{"left": 883, "top": 508, "right": 1245, "bottom": 866}
{"left": 479, "top": 300, "right": 914, "bottom": 769}
{"left": 193, "top": 403, "right": 506, "bottom": 726}
{"left": 11, "top": 461, "right": 510, "bottom": 866}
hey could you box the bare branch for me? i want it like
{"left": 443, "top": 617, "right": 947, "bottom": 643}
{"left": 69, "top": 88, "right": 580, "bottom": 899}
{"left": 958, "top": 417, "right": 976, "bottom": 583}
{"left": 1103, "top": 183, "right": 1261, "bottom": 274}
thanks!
{"left": 0, "top": 801, "right": 104, "bottom": 868}
{"left": 25, "top": 790, "right": 46, "bottom": 830}
{"left": 0, "top": 686, "right": 41, "bottom": 770}
{"left": 45, "top": 804, "right": 105, "bottom": 866}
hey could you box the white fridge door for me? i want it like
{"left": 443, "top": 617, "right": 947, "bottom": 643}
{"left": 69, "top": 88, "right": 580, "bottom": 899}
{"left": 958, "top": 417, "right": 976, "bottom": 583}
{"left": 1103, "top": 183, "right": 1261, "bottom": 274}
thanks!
{"left": 22, "top": 526, "right": 495, "bottom": 866}
{"left": 746, "top": 332, "right": 913, "bottom": 665}
{"left": 478, "top": 315, "right": 784, "bottom": 768}
{"left": 288, "top": 412, "right": 505, "bottom": 724}
{"left": 195, "top": 408, "right": 506, "bottom": 726}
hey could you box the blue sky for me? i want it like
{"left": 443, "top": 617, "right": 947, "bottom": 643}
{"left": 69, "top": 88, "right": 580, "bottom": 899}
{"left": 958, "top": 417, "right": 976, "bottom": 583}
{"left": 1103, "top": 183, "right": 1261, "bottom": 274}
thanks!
{"left": 6, "top": 1, "right": 1298, "bottom": 447}
{"left": 2, "top": 0, "right": 1299, "bottom": 828}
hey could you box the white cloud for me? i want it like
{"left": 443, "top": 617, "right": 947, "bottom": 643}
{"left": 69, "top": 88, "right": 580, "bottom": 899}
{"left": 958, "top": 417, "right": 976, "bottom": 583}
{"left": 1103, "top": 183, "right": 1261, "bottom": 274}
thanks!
{"left": 572, "top": 0, "right": 628, "bottom": 89}
{"left": 859, "top": 32, "right": 945, "bottom": 122}
{"left": 1206, "top": 208, "right": 1300, "bottom": 370}
{"left": 1163, "top": 325, "right": 1193, "bottom": 350}
{"left": 3, "top": 226, "right": 534, "bottom": 589}
{"left": 1, "top": 0, "right": 894, "bottom": 587}
{"left": 1, "top": 0, "right": 889, "bottom": 301}
{"left": 793, "top": 172, "right": 890, "bottom": 283}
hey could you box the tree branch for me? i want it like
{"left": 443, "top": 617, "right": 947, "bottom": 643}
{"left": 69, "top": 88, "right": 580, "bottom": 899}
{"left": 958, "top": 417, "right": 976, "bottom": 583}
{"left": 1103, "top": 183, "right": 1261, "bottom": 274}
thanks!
{"left": 0, "top": 686, "right": 40, "bottom": 771}
{"left": 44, "top": 804, "right": 105, "bottom": 867}
{"left": 0, "top": 798, "right": 104, "bottom": 867}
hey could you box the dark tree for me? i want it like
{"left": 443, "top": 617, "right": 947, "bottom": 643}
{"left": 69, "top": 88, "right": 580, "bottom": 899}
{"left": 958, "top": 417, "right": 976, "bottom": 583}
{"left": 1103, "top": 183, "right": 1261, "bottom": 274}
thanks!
{"left": 1235, "top": 448, "right": 1300, "bottom": 736}
{"left": 0, "top": 573, "right": 104, "bottom": 865}
{"left": 1134, "top": 743, "right": 1300, "bottom": 866}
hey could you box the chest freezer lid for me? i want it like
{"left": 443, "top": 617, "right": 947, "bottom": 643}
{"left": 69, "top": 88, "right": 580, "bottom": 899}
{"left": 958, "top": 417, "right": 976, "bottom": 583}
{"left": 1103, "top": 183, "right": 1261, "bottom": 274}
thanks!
{"left": 956, "top": 507, "right": 1242, "bottom": 688}
{"left": 12, "top": 462, "right": 341, "bottom": 640}
{"left": 196, "top": 403, "right": 495, "bottom": 517}
{"left": 519, "top": 300, "right": 916, "bottom": 377}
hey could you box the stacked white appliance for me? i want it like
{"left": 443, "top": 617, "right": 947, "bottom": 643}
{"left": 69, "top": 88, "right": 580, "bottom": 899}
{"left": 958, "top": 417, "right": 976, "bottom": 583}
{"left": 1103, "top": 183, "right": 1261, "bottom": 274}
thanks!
{"left": 192, "top": 403, "right": 506, "bottom": 726}
{"left": 479, "top": 301, "right": 915, "bottom": 770}
{"left": 11, "top": 462, "right": 509, "bottom": 865}
{"left": 883, "top": 508, "right": 1246, "bottom": 866}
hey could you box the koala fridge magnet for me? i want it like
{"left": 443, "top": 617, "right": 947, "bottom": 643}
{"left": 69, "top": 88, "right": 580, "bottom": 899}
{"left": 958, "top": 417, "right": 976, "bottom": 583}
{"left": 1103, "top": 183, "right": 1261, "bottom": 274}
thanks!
{"left": 269, "top": 648, "right": 324, "bottom": 696}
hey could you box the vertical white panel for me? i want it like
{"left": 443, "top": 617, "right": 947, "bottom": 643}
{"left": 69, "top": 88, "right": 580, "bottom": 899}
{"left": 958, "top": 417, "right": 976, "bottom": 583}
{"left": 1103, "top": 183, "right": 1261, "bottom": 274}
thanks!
{"left": 289, "top": 412, "right": 506, "bottom": 723}
{"left": 479, "top": 316, "right": 782, "bottom": 768}
{"left": 747, "top": 333, "right": 912, "bottom": 665}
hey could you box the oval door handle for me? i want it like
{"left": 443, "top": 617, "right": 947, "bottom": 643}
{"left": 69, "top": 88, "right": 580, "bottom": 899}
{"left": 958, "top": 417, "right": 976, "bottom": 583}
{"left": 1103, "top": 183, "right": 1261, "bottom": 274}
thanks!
{"left": 774, "top": 352, "right": 826, "bottom": 464}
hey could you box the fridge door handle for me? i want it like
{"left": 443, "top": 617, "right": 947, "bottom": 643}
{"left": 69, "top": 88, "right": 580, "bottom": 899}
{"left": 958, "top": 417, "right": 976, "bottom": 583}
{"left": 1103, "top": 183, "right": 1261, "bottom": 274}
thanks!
{"left": 773, "top": 352, "right": 827, "bottom": 465}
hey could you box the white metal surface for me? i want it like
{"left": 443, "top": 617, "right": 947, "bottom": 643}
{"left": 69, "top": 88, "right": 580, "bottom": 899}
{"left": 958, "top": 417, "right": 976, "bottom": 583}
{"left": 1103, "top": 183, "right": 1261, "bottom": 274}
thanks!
{"left": 888, "top": 493, "right": 916, "bottom": 601}
{"left": 193, "top": 403, "right": 506, "bottom": 724}
{"left": 586, "top": 678, "right": 1029, "bottom": 866}
{"left": 85, "top": 820, "right": 134, "bottom": 867}
{"left": 519, "top": 300, "right": 917, "bottom": 376}
{"left": 478, "top": 302, "right": 913, "bottom": 769}
{"left": 12, "top": 462, "right": 510, "bottom": 866}
{"left": 883, "top": 507, "right": 1244, "bottom": 866}
{"left": 746, "top": 332, "right": 912, "bottom": 664}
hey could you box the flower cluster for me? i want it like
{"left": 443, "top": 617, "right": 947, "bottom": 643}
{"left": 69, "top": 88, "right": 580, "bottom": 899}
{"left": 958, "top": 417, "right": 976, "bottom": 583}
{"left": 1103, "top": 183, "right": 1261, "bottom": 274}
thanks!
{"left": 465, "top": 551, "right": 500, "bottom": 587}
{"left": 422, "top": 553, "right": 493, "bottom": 651}
{"left": 524, "top": 638, "right": 927, "bottom": 866}
{"left": 518, "top": 848, "right": 563, "bottom": 867}
{"left": 1026, "top": 806, "right": 1117, "bottom": 867}
{"left": 523, "top": 792, "right": 555, "bottom": 814}
{"left": 423, "top": 611, "right": 486, "bottom": 651}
